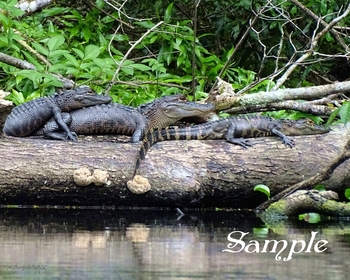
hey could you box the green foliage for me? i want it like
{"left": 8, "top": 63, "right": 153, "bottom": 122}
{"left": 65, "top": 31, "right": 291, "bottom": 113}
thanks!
{"left": 345, "top": 188, "right": 350, "bottom": 201}
{"left": 0, "top": 0, "right": 349, "bottom": 111}
{"left": 254, "top": 184, "right": 270, "bottom": 200}
{"left": 1, "top": 1, "right": 262, "bottom": 106}
{"left": 326, "top": 102, "right": 350, "bottom": 127}
{"left": 253, "top": 227, "right": 269, "bottom": 236}
{"left": 314, "top": 185, "right": 326, "bottom": 192}
{"left": 265, "top": 110, "right": 325, "bottom": 124}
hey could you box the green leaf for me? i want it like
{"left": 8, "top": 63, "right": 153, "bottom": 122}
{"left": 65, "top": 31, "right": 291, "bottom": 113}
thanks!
{"left": 0, "top": 14, "right": 10, "bottom": 27}
{"left": 314, "top": 184, "right": 326, "bottom": 192}
{"left": 49, "top": 63, "right": 68, "bottom": 73}
{"left": 40, "top": 7, "right": 68, "bottom": 17}
{"left": 325, "top": 107, "right": 340, "bottom": 127}
{"left": 345, "top": 189, "right": 350, "bottom": 201}
{"left": 72, "top": 48, "right": 84, "bottom": 60}
{"left": 42, "top": 74, "right": 63, "bottom": 87}
{"left": 47, "top": 35, "right": 65, "bottom": 52}
{"left": 253, "top": 228, "right": 268, "bottom": 236}
{"left": 82, "top": 26, "right": 92, "bottom": 42}
{"left": 48, "top": 49, "right": 70, "bottom": 59}
{"left": 134, "top": 21, "right": 155, "bottom": 29}
{"left": 254, "top": 184, "right": 270, "bottom": 199}
{"left": 338, "top": 101, "right": 350, "bottom": 125}
{"left": 84, "top": 45, "right": 100, "bottom": 60}
{"left": 32, "top": 42, "right": 49, "bottom": 56}
{"left": 80, "top": 62, "right": 95, "bottom": 71}
{"left": 164, "top": 3, "right": 173, "bottom": 23}
{"left": 63, "top": 53, "right": 80, "bottom": 67}
{"left": 120, "top": 66, "right": 134, "bottom": 76}
{"left": 131, "top": 63, "right": 151, "bottom": 71}
{"left": 8, "top": 89, "right": 25, "bottom": 105}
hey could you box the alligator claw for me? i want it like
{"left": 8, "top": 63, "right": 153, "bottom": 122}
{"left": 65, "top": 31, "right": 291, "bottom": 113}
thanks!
{"left": 67, "top": 131, "right": 78, "bottom": 142}
{"left": 282, "top": 137, "right": 295, "bottom": 148}
{"left": 227, "top": 137, "right": 253, "bottom": 149}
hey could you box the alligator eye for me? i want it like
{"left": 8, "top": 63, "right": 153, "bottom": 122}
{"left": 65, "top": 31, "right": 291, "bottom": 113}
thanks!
{"left": 178, "top": 95, "right": 187, "bottom": 101}
{"left": 306, "top": 118, "right": 314, "bottom": 125}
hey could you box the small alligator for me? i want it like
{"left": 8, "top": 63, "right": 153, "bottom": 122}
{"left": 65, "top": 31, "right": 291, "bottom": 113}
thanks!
{"left": 133, "top": 116, "right": 330, "bottom": 176}
{"left": 3, "top": 87, "right": 112, "bottom": 141}
{"left": 35, "top": 94, "right": 216, "bottom": 142}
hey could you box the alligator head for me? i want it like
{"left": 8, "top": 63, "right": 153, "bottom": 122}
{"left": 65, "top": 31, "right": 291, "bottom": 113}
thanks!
{"left": 57, "top": 87, "right": 112, "bottom": 111}
{"left": 279, "top": 118, "right": 331, "bottom": 136}
{"left": 138, "top": 94, "right": 216, "bottom": 128}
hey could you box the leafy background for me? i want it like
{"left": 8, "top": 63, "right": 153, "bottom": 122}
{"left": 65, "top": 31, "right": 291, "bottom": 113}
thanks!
{"left": 0, "top": 0, "right": 349, "bottom": 121}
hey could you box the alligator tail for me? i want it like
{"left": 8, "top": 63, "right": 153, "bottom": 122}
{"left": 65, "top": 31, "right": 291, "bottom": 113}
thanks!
{"left": 133, "top": 127, "right": 165, "bottom": 177}
{"left": 132, "top": 126, "right": 204, "bottom": 177}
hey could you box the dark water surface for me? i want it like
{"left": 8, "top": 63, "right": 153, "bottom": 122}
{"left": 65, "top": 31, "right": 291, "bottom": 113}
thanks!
{"left": 0, "top": 208, "right": 349, "bottom": 280}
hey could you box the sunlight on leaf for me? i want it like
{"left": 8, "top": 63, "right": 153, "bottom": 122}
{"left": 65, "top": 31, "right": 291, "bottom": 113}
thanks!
{"left": 254, "top": 184, "right": 270, "bottom": 200}
{"left": 345, "top": 189, "right": 350, "bottom": 201}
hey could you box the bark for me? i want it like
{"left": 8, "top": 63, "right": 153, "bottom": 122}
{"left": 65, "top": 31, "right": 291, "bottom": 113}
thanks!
{"left": 214, "top": 79, "right": 350, "bottom": 111}
{"left": 0, "top": 123, "right": 349, "bottom": 208}
{"left": 16, "top": 0, "right": 52, "bottom": 13}
{"left": 0, "top": 52, "right": 35, "bottom": 70}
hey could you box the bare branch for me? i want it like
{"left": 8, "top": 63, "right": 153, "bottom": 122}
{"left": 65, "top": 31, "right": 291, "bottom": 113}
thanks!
{"left": 0, "top": 52, "right": 35, "bottom": 70}
{"left": 272, "top": 4, "right": 350, "bottom": 90}
{"left": 104, "top": 21, "right": 164, "bottom": 95}
{"left": 110, "top": 80, "right": 189, "bottom": 91}
{"left": 215, "top": 78, "right": 350, "bottom": 111}
{"left": 224, "top": 100, "right": 333, "bottom": 116}
{"left": 209, "top": 6, "right": 260, "bottom": 94}
{"left": 289, "top": 0, "right": 350, "bottom": 52}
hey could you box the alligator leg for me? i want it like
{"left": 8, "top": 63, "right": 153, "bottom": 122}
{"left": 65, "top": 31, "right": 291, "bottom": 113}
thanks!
{"left": 42, "top": 112, "right": 77, "bottom": 141}
{"left": 225, "top": 123, "right": 253, "bottom": 149}
{"left": 50, "top": 104, "right": 78, "bottom": 141}
{"left": 271, "top": 128, "right": 295, "bottom": 148}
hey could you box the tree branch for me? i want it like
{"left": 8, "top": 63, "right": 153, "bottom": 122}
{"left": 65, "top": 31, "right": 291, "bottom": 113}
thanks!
{"left": 272, "top": 4, "right": 350, "bottom": 90}
{"left": 104, "top": 21, "right": 164, "bottom": 95}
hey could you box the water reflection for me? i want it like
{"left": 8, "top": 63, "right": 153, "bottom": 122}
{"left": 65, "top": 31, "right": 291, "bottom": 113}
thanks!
{"left": 0, "top": 208, "right": 349, "bottom": 279}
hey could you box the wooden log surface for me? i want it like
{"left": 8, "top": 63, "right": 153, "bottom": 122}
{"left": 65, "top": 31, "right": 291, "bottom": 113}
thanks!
{"left": 0, "top": 123, "right": 349, "bottom": 208}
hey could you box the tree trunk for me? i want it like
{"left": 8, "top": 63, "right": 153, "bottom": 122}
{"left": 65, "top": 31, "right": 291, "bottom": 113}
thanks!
{"left": 0, "top": 124, "right": 349, "bottom": 208}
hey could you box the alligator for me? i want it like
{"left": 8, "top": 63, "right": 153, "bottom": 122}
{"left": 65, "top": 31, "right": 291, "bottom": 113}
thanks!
{"left": 3, "top": 87, "right": 112, "bottom": 141}
{"left": 35, "top": 94, "right": 216, "bottom": 142}
{"left": 132, "top": 115, "right": 330, "bottom": 176}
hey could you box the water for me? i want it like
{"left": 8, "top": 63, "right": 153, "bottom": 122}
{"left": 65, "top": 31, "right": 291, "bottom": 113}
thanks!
{"left": 0, "top": 208, "right": 349, "bottom": 280}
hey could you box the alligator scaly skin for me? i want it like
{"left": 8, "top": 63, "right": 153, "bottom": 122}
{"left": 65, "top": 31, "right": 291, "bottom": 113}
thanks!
{"left": 36, "top": 103, "right": 146, "bottom": 143}
{"left": 133, "top": 115, "right": 330, "bottom": 176}
{"left": 35, "top": 94, "right": 216, "bottom": 142}
{"left": 3, "top": 87, "right": 112, "bottom": 141}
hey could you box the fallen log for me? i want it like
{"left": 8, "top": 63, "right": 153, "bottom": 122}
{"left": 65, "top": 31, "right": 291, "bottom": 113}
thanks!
{"left": 0, "top": 123, "right": 349, "bottom": 208}
{"left": 260, "top": 189, "right": 350, "bottom": 216}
